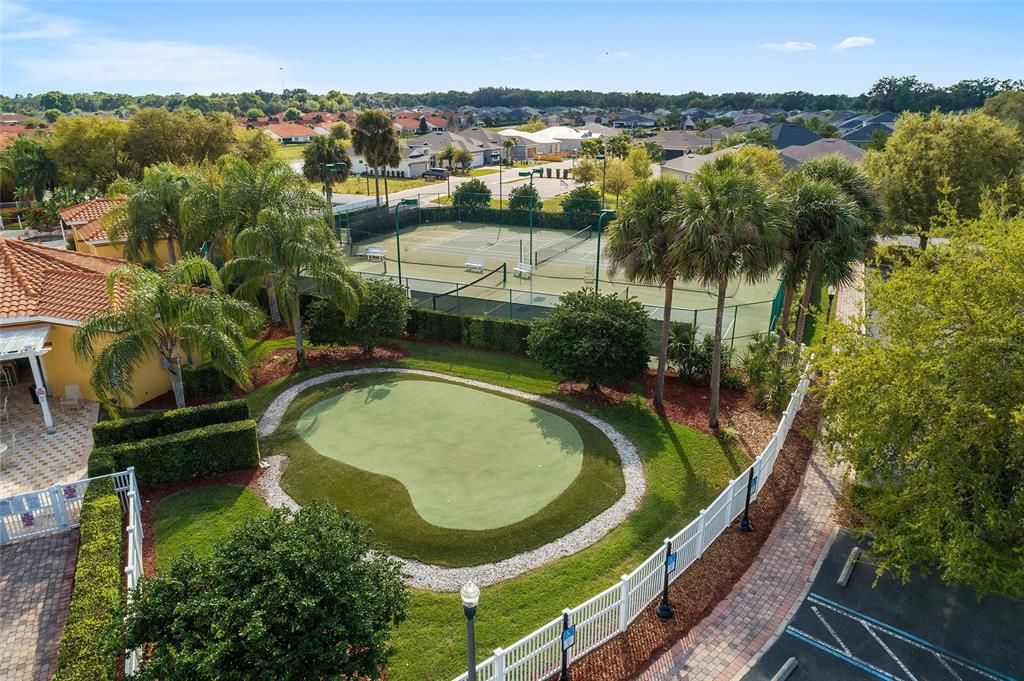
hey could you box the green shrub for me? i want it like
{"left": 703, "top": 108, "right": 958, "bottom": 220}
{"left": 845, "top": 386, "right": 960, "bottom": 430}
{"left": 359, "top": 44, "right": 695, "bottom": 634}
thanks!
{"left": 94, "top": 420, "right": 260, "bottom": 488}
{"left": 53, "top": 480, "right": 122, "bottom": 681}
{"left": 407, "top": 309, "right": 531, "bottom": 354}
{"left": 182, "top": 363, "right": 231, "bottom": 398}
{"left": 721, "top": 369, "right": 746, "bottom": 391}
{"left": 740, "top": 332, "right": 796, "bottom": 411}
{"left": 92, "top": 399, "right": 250, "bottom": 447}
{"left": 307, "top": 279, "right": 410, "bottom": 352}
{"left": 452, "top": 178, "right": 491, "bottom": 207}
{"left": 667, "top": 322, "right": 733, "bottom": 385}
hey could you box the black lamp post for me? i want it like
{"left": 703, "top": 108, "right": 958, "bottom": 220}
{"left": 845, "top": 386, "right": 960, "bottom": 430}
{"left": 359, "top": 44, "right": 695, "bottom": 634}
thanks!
{"left": 461, "top": 581, "right": 480, "bottom": 681}
{"left": 321, "top": 161, "right": 348, "bottom": 208}
{"left": 824, "top": 284, "right": 837, "bottom": 345}
{"left": 594, "top": 209, "right": 615, "bottom": 292}
{"left": 393, "top": 198, "right": 418, "bottom": 283}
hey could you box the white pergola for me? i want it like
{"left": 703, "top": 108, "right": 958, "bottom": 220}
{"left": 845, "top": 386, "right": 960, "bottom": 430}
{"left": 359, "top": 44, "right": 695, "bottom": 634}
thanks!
{"left": 0, "top": 325, "right": 55, "bottom": 430}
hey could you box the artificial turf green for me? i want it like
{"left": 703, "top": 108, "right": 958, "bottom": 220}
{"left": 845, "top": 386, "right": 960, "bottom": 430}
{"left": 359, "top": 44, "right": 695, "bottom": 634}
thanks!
{"left": 266, "top": 373, "right": 624, "bottom": 565}
{"left": 152, "top": 485, "right": 269, "bottom": 571}
{"left": 293, "top": 378, "right": 584, "bottom": 530}
{"left": 243, "top": 340, "right": 749, "bottom": 681}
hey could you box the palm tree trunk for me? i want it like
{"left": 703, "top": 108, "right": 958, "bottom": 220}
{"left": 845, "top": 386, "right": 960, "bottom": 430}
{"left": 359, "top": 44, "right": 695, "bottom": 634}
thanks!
{"left": 918, "top": 230, "right": 928, "bottom": 250}
{"left": 373, "top": 169, "right": 381, "bottom": 207}
{"left": 168, "top": 356, "right": 186, "bottom": 408}
{"left": 266, "top": 279, "right": 282, "bottom": 324}
{"left": 709, "top": 277, "right": 729, "bottom": 430}
{"left": 775, "top": 283, "right": 796, "bottom": 368}
{"left": 654, "top": 277, "right": 675, "bottom": 408}
{"left": 794, "top": 261, "right": 821, "bottom": 347}
{"left": 167, "top": 238, "right": 178, "bottom": 265}
{"left": 293, "top": 311, "right": 305, "bottom": 363}
{"left": 384, "top": 172, "right": 390, "bottom": 206}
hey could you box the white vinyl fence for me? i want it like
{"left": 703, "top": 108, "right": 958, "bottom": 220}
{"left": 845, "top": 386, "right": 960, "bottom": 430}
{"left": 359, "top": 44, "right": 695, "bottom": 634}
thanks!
{"left": 453, "top": 370, "right": 812, "bottom": 681}
{"left": 0, "top": 468, "right": 144, "bottom": 676}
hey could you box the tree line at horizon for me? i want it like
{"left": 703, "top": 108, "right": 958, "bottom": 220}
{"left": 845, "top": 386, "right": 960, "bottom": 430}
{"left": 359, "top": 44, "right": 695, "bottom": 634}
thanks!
{"left": 4, "top": 75, "right": 1022, "bottom": 120}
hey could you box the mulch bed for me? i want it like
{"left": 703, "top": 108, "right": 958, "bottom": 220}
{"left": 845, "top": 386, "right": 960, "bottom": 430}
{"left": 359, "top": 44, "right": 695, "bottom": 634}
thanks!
{"left": 245, "top": 344, "right": 408, "bottom": 390}
{"left": 569, "top": 404, "right": 819, "bottom": 681}
{"left": 139, "top": 467, "right": 269, "bottom": 578}
{"left": 559, "top": 369, "right": 780, "bottom": 456}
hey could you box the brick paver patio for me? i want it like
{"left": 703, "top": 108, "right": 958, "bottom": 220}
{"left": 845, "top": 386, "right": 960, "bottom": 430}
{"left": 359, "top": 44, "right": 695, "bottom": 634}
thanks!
{"left": 0, "top": 531, "right": 79, "bottom": 681}
{"left": 632, "top": 274, "right": 863, "bottom": 681}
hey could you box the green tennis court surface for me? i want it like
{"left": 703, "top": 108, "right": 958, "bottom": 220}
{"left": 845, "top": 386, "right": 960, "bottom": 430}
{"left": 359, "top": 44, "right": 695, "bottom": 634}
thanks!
{"left": 294, "top": 379, "right": 584, "bottom": 531}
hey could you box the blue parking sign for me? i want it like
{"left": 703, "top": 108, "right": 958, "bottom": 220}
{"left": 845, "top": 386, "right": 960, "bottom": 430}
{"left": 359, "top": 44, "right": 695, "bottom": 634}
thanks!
{"left": 667, "top": 554, "right": 677, "bottom": 574}
{"left": 562, "top": 625, "right": 576, "bottom": 650}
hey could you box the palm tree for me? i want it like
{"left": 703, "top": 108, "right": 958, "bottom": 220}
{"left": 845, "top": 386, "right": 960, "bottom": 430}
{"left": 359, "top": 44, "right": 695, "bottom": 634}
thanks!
{"left": 453, "top": 147, "right": 473, "bottom": 172}
{"left": 302, "top": 135, "right": 351, "bottom": 183}
{"left": 439, "top": 144, "right": 459, "bottom": 170}
{"left": 106, "top": 162, "right": 195, "bottom": 265}
{"left": 4, "top": 137, "right": 58, "bottom": 200}
{"left": 352, "top": 110, "right": 398, "bottom": 207}
{"left": 502, "top": 137, "right": 517, "bottom": 166}
{"left": 221, "top": 210, "right": 363, "bottom": 363}
{"left": 672, "top": 155, "right": 785, "bottom": 428}
{"left": 605, "top": 176, "right": 685, "bottom": 407}
{"left": 72, "top": 257, "right": 263, "bottom": 409}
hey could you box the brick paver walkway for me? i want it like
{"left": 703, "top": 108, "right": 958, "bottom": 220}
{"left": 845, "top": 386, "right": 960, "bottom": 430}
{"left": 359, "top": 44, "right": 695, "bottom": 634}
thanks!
{"left": 0, "top": 531, "right": 79, "bottom": 681}
{"left": 632, "top": 274, "right": 863, "bottom": 681}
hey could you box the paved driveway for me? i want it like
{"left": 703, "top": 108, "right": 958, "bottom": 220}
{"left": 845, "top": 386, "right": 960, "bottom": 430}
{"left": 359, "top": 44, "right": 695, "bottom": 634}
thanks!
{"left": 742, "top": 530, "right": 1022, "bottom": 681}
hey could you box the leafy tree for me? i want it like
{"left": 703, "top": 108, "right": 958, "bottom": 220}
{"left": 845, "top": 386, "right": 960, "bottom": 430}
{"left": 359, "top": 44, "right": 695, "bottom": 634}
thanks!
{"left": 107, "top": 163, "right": 196, "bottom": 264}
{"left": 452, "top": 177, "right": 491, "bottom": 207}
{"left": 307, "top": 279, "right": 410, "bottom": 353}
{"left": 329, "top": 121, "right": 352, "bottom": 142}
{"left": 417, "top": 116, "right": 430, "bottom": 134}
{"left": 40, "top": 90, "right": 74, "bottom": 112}
{"left": 864, "top": 110, "right": 1024, "bottom": 248}
{"left": 302, "top": 135, "right": 351, "bottom": 183}
{"left": 221, "top": 209, "right": 362, "bottom": 361}
{"left": 245, "top": 107, "right": 263, "bottom": 121}
{"left": 671, "top": 154, "right": 784, "bottom": 428}
{"left": 713, "top": 127, "right": 772, "bottom": 149}
{"left": 605, "top": 176, "right": 685, "bottom": 405}
{"left": 231, "top": 128, "right": 277, "bottom": 166}
{"left": 527, "top": 289, "right": 650, "bottom": 390}
{"left": 814, "top": 209, "right": 1024, "bottom": 597}
{"left": 734, "top": 145, "right": 785, "bottom": 185}
{"left": 603, "top": 158, "right": 634, "bottom": 208}
{"left": 44, "top": 108, "right": 62, "bottom": 123}
{"left": 982, "top": 90, "right": 1024, "bottom": 139}
{"left": 578, "top": 138, "right": 605, "bottom": 159}
{"left": 352, "top": 110, "right": 399, "bottom": 206}
{"left": 123, "top": 107, "right": 185, "bottom": 169}
{"left": 47, "top": 116, "right": 136, "bottom": 190}
{"left": 626, "top": 146, "right": 653, "bottom": 180}
{"left": 284, "top": 107, "right": 302, "bottom": 121}
{"left": 864, "top": 128, "right": 890, "bottom": 151}
{"left": 519, "top": 115, "right": 547, "bottom": 133}
{"left": 560, "top": 185, "right": 601, "bottom": 225}
{"left": 573, "top": 158, "right": 598, "bottom": 185}
{"left": 72, "top": 258, "right": 261, "bottom": 408}
{"left": 508, "top": 183, "right": 541, "bottom": 213}
{"left": 118, "top": 503, "right": 409, "bottom": 679}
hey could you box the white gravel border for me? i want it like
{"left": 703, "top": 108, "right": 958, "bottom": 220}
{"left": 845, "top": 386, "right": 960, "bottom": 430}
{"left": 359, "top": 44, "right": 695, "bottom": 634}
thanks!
{"left": 256, "top": 368, "right": 646, "bottom": 591}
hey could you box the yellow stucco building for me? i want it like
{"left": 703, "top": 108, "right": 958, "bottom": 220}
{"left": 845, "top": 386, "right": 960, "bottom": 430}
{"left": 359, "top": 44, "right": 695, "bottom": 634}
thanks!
{"left": 59, "top": 197, "right": 180, "bottom": 266}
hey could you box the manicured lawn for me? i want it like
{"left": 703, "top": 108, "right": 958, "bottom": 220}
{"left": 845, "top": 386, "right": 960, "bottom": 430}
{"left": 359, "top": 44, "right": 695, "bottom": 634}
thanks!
{"left": 265, "top": 373, "right": 624, "bottom": 565}
{"left": 243, "top": 339, "right": 748, "bottom": 680}
{"left": 153, "top": 485, "right": 269, "bottom": 571}
{"left": 330, "top": 175, "right": 438, "bottom": 195}
{"left": 468, "top": 167, "right": 500, "bottom": 177}
{"left": 275, "top": 143, "right": 307, "bottom": 163}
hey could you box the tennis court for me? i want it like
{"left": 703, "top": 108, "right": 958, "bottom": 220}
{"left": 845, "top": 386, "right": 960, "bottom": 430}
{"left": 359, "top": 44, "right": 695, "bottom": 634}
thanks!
{"left": 342, "top": 219, "right": 780, "bottom": 347}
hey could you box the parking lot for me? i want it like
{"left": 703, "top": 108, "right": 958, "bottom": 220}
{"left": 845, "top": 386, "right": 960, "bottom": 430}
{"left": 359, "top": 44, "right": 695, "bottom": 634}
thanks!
{"left": 743, "top": 531, "right": 1022, "bottom": 681}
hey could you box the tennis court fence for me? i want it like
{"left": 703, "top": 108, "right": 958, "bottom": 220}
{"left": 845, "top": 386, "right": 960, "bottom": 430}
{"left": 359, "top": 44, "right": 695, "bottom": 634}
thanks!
{"left": 450, "top": 366, "right": 812, "bottom": 681}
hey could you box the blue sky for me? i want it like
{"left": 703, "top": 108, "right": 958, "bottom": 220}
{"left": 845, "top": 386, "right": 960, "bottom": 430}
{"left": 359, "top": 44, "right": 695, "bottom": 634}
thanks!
{"left": 2, "top": 1, "right": 1022, "bottom": 96}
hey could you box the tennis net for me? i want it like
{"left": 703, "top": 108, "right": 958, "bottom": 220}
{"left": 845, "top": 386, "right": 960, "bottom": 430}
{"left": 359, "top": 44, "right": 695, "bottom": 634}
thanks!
{"left": 533, "top": 226, "right": 591, "bottom": 267}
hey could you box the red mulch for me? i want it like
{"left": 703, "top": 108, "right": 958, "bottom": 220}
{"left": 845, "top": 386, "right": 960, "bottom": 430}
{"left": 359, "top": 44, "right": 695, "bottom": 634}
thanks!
{"left": 256, "top": 323, "right": 293, "bottom": 341}
{"left": 560, "top": 369, "right": 780, "bottom": 456}
{"left": 137, "top": 391, "right": 223, "bottom": 410}
{"left": 245, "top": 344, "right": 408, "bottom": 390}
{"left": 139, "top": 467, "right": 268, "bottom": 578}
{"left": 570, "top": 404, "right": 819, "bottom": 681}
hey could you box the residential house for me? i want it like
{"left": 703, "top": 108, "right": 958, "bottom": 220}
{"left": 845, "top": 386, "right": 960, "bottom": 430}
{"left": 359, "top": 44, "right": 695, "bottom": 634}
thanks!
{"left": 651, "top": 130, "right": 710, "bottom": 160}
{"left": 734, "top": 113, "right": 767, "bottom": 126}
{"left": 684, "top": 108, "right": 713, "bottom": 121}
{"left": 768, "top": 122, "right": 822, "bottom": 148}
{"left": 60, "top": 198, "right": 180, "bottom": 267}
{"left": 497, "top": 129, "right": 560, "bottom": 159}
{"left": 779, "top": 138, "right": 866, "bottom": 165}
{"left": 612, "top": 114, "right": 657, "bottom": 128}
{"left": 660, "top": 145, "right": 746, "bottom": 181}
{"left": 835, "top": 114, "right": 874, "bottom": 131}
{"left": 841, "top": 122, "right": 893, "bottom": 147}
{"left": 264, "top": 122, "right": 320, "bottom": 144}
{"left": 865, "top": 111, "right": 898, "bottom": 127}
{"left": 541, "top": 126, "right": 594, "bottom": 152}
{"left": 0, "top": 238, "right": 172, "bottom": 414}
{"left": 580, "top": 122, "right": 615, "bottom": 137}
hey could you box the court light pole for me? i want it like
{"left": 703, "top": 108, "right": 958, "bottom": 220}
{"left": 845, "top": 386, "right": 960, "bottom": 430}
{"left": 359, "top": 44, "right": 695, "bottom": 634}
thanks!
{"left": 594, "top": 209, "right": 615, "bottom": 293}
{"left": 393, "top": 197, "right": 418, "bottom": 284}
{"left": 461, "top": 582, "right": 480, "bottom": 681}
{"left": 596, "top": 153, "right": 607, "bottom": 209}
{"left": 321, "top": 161, "right": 348, "bottom": 210}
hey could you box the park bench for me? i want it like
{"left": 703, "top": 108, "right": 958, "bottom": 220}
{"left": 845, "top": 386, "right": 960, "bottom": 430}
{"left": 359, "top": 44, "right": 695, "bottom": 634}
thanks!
{"left": 464, "top": 258, "right": 485, "bottom": 273}
{"left": 364, "top": 246, "right": 386, "bottom": 262}
{"left": 513, "top": 262, "right": 533, "bottom": 279}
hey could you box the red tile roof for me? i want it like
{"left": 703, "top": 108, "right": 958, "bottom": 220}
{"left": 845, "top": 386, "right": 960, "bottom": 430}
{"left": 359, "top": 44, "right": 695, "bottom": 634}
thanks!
{"left": 58, "top": 197, "right": 124, "bottom": 242}
{"left": 425, "top": 116, "right": 449, "bottom": 127}
{"left": 0, "top": 239, "right": 127, "bottom": 322}
{"left": 393, "top": 117, "right": 421, "bottom": 130}
{"left": 265, "top": 122, "right": 319, "bottom": 138}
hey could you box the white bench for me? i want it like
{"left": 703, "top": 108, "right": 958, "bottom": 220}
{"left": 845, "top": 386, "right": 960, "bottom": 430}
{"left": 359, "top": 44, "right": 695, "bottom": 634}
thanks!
{"left": 364, "top": 246, "right": 386, "bottom": 262}
{"left": 513, "top": 262, "right": 533, "bottom": 279}
{"left": 464, "top": 258, "right": 485, "bottom": 273}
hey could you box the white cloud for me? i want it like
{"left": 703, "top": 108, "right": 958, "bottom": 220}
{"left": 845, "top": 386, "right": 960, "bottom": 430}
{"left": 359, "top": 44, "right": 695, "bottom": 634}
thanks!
{"left": 1, "top": 1, "right": 78, "bottom": 40}
{"left": 18, "top": 39, "right": 296, "bottom": 91}
{"left": 758, "top": 41, "right": 817, "bottom": 53}
{"left": 595, "top": 50, "right": 631, "bottom": 62}
{"left": 833, "top": 36, "right": 876, "bottom": 51}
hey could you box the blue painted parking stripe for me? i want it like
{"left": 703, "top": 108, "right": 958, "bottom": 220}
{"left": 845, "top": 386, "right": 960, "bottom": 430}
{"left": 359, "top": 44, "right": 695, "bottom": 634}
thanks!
{"left": 807, "top": 593, "right": 1017, "bottom": 681}
{"left": 784, "top": 627, "right": 895, "bottom": 680}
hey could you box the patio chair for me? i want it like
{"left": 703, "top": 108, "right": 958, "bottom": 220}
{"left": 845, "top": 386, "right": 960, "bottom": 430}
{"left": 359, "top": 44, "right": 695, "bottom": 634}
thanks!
{"left": 60, "top": 384, "right": 83, "bottom": 413}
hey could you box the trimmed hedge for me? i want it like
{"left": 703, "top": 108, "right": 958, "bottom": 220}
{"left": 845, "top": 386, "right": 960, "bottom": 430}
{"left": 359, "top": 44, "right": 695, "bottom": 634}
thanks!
{"left": 92, "top": 399, "right": 250, "bottom": 448}
{"left": 53, "top": 480, "right": 121, "bottom": 681}
{"left": 407, "top": 309, "right": 531, "bottom": 354}
{"left": 91, "top": 420, "right": 260, "bottom": 488}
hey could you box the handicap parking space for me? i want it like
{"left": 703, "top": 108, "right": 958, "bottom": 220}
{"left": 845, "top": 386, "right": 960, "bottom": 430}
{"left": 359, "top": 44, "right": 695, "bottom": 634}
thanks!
{"left": 743, "top": 530, "right": 1022, "bottom": 681}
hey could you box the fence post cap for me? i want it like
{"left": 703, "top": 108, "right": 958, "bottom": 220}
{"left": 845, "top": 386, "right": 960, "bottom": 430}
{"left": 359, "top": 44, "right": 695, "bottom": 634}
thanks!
{"left": 562, "top": 607, "right": 572, "bottom": 616}
{"left": 493, "top": 646, "right": 504, "bottom": 655}
{"left": 620, "top": 574, "right": 630, "bottom": 582}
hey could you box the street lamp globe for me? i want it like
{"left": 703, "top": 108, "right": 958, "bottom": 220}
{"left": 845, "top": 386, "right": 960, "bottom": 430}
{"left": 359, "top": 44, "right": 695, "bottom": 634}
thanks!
{"left": 827, "top": 284, "right": 837, "bottom": 297}
{"left": 460, "top": 581, "right": 480, "bottom": 609}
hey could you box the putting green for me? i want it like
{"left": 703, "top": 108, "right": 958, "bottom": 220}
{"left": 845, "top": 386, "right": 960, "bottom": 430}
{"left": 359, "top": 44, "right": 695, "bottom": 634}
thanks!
{"left": 294, "top": 379, "right": 584, "bottom": 530}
